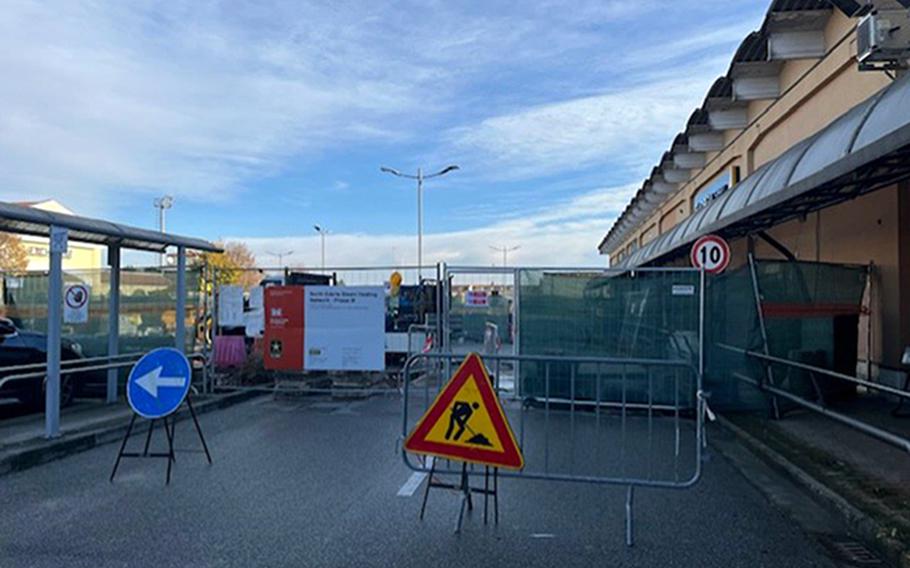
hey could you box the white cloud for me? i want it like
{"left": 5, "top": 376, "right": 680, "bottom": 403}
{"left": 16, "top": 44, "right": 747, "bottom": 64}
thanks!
{"left": 0, "top": 2, "right": 434, "bottom": 208}
{"left": 0, "top": 0, "right": 666, "bottom": 211}
{"left": 0, "top": 0, "right": 762, "bottom": 264}
{"left": 443, "top": 53, "right": 736, "bottom": 182}
{"left": 231, "top": 182, "right": 636, "bottom": 268}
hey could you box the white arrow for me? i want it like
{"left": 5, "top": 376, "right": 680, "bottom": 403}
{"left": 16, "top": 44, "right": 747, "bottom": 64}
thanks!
{"left": 135, "top": 366, "right": 187, "bottom": 398}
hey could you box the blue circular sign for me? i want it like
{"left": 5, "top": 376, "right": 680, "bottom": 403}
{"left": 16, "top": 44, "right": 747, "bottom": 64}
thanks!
{"left": 127, "top": 348, "right": 192, "bottom": 419}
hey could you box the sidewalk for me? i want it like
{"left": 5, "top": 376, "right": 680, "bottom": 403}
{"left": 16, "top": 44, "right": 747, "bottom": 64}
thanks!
{"left": 719, "top": 396, "right": 910, "bottom": 568}
{"left": 0, "top": 391, "right": 259, "bottom": 477}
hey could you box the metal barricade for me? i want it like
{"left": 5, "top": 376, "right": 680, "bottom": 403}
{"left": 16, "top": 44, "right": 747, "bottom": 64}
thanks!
{"left": 0, "top": 351, "right": 210, "bottom": 398}
{"left": 717, "top": 342, "right": 910, "bottom": 454}
{"left": 400, "top": 351, "right": 706, "bottom": 545}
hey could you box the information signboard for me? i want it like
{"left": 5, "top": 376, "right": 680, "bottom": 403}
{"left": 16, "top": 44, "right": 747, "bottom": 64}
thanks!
{"left": 303, "top": 286, "right": 384, "bottom": 371}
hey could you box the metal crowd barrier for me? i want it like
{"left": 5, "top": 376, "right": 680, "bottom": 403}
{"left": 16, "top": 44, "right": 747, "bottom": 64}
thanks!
{"left": 0, "top": 351, "right": 209, "bottom": 394}
{"left": 717, "top": 343, "right": 910, "bottom": 454}
{"left": 400, "top": 351, "right": 706, "bottom": 545}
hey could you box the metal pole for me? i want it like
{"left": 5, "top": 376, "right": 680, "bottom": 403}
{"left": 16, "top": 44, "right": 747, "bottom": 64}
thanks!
{"left": 748, "top": 253, "right": 779, "bottom": 418}
{"left": 107, "top": 245, "right": 121, "bottom": 403}
{"left": 417, "top": 168, "right": 423, "bottom": 281}
{"left": 176, "top": 246, "right": 187, "bottom": 352}
{"left": 46, "top": 226, "right": 65, "bottom": 439}
{"left": 513, "top": 267, "right": 521, "bottom": 395}
{"left": 625, "top": 485, "right": 635, "bottom": 547}
{"left": 321, "top": 232, "right": 326, "bottom": 272}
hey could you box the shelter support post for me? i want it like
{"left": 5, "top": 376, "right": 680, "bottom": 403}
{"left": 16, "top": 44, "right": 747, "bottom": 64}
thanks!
{"left": 107, "top": 245, "right": 121, "bottom": 403}
{"left": 45, "top": 226, "right": 65, "bottom": 439}
{"left": 748, "top": 253, "right": 781, "bottom": 419}
{"left": 176, "top": 246, "right": 186, "bottom": 352}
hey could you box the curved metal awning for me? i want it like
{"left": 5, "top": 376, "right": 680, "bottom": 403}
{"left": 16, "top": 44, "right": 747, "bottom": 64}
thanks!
{"left": 0, "top": 201, "right": 221, "bottom": 253}
{"left": 615, "top": 72, "right": 910, "bottom": 269}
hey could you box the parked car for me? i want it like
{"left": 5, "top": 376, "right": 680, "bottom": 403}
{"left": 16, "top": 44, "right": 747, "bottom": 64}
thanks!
{"left": 0, "top": 318, "right": 92, "bottom": 409}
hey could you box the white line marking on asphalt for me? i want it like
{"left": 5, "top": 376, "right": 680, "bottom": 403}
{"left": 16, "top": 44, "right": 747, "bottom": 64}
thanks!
{"left": 397, "top": 457, "right": 434, "bottom": 497}
{"left": 397, "top": 472, "right": 427, "bottom": 497}
{"left": 531, "top": 534, "right": 556, "bottom": 539}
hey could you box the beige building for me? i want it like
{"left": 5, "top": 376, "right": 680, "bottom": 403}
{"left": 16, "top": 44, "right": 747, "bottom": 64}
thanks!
{"left": 17, "top": 200, "right": 105, "bottom": 272}
{"left": 599, "top": 1, "right": 910, "bottom": 384}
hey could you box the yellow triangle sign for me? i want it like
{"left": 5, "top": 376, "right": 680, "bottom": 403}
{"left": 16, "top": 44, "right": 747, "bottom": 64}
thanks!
{"left": 404, "top": 353, "right": 524, "bottom": 470}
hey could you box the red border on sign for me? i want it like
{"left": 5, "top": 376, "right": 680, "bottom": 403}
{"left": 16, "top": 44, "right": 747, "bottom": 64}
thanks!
{"left": 690, "top": 234, "right": 730, "bottom": 274}
{"left": 404, "top": 353, "right": 524, "bottom": 470}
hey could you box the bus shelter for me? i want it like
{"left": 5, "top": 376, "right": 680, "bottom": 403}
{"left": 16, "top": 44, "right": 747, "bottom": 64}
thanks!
{"left": 0, "top": 201, "right": 221, "bottom": 438}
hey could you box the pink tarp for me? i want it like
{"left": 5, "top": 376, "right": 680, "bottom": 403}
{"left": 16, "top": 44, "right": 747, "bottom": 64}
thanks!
{"left": 214, "top": 335, "right": 247, "bottom": 369}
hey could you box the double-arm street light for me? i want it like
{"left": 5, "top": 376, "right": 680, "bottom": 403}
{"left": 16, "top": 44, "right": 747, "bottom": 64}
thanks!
{"left": 490, "top": 245, "right": 520, "bottom": 286}
{"left": 267, "top": 250, "right": 294, "bottom": 267}
{"left": 313, "top": 225, "right": 329, "bottom": 271}
{"left": 380, "top": 164, "right": 459, "bottom": 280}
{"left": 153, "top": 195, "right": 174, "bottom": 267}
{"left": 490, "top": 244, "right": 520, "bottom": 268}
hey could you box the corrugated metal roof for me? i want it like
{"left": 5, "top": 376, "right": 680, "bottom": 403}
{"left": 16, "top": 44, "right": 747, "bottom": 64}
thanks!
{"left": 0, "top": 201, "right": 222, "bottom": 253}
{"left": 687, "top": 109, "right": 710, "bottom": 128}
{"left": 706, "top": 77, "right": 734, "bottom": 100}
{"left": 732, "top": 32, "right": 768, "bottom": 64}
{"left": 770, "top": 0, "right": 831, "bottom": 12}
{"left": 614, "top": 73, "right": 910, "bottom": 269}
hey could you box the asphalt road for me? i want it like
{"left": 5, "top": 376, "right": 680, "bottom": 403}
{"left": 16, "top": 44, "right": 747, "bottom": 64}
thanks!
{"left": 0, "top": 394, "right": 844, "bottom": 567}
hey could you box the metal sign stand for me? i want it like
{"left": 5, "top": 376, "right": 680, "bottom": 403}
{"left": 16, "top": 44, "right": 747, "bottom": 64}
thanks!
{"left": 419, "top": 459, "right": 499, "bottom": 533}
{"left": 110, "top": 394, "right": 212, "bottom": 485}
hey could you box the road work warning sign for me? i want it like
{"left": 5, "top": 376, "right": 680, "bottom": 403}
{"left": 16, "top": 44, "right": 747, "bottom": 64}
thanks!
{"left": 404, "top": 353, "right": 524, "bottom": 470}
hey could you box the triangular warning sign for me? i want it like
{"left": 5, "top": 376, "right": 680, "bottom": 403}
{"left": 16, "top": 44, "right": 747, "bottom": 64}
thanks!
{"left": 404, "top": 353, "right": 524, "bottom": 470}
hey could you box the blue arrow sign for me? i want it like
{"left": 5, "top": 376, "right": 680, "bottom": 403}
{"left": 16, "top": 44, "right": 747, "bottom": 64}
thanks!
{"left": 127, "top": 348, "right": 192, "bottom": 419}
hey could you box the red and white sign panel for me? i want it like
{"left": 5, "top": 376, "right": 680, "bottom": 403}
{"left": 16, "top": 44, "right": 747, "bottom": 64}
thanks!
{"left": 690, "top": 235, "right": 730, "bottom": 274}
{"left": 464, "top": 290, "right": 489, "bottom": 307}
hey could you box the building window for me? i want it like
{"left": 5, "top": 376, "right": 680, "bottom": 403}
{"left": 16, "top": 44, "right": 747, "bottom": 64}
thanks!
{"left": 693, "top": 170, "right": 732, "bottom": 210}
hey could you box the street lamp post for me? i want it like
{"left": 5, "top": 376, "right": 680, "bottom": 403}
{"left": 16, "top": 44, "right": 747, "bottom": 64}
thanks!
{"left": 313, "top": 225, "right": 328, "bottom": 271}
{"left": 153, "top": 195, "right": 174, "bottom": 266}
{"left": 490, "top": 244, "right": 520, "bottom": 268}
{"left": 267, "top": 250, "right": 294, "bottom": 267}
{"left": 490, "top": 245, "right": 520, "bottom": 287}
{"left": 380, "top": 164, "right": 459, "bottom": 280}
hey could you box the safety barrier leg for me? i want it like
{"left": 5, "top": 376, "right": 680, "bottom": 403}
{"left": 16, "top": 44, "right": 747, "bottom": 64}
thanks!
{"left": 625, "top": 485, "right": 635, "bottom": 547}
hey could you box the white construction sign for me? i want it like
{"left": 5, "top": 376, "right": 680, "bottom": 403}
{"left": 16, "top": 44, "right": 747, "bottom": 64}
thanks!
{"left": 218, "top": 285, "right": 245, "bottom": 327}
{"left": 64, "top": 284, "right": 90, "bottom": 324}
{"left": 304, "top": 286, "right": 385, "bottom": 371}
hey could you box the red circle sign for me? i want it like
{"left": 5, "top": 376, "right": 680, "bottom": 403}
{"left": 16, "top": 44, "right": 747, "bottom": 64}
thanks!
{"left": 690, "top": 235, "right": 730, "bottom": 274}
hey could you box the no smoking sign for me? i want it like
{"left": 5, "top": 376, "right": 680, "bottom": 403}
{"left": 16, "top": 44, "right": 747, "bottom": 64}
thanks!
{"left": 690, "top": 235, "right": 730, "bottom": 274}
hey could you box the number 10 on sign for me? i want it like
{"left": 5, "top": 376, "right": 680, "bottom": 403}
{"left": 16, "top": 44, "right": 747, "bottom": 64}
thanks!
{"left": 690, "top": 235, "right": 730, "bottom": 274}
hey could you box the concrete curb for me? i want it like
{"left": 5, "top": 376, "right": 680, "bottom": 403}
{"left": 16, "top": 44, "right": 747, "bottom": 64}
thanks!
{"left": 716, "top": 415, "right": 910, "bottom": 568}
{"left": 0, "top": 390, "right": 261, "bottom": 477}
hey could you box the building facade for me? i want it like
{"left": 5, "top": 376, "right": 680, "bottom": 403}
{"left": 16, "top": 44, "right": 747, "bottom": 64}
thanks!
{"left": 599, "top": 0, "right": 910, "bottom": 386}
{"left": 18, "top": 200, "right": 104, "bottom": 272}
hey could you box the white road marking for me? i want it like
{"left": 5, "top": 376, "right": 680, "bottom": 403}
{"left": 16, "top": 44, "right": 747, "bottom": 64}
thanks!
{"left": 531, "top": 534, "right": 556, "bottom": 539}
{"left": 397, "top": 457, "right": 434, "bottom": 497}
{"left": 397, "top": 472, "right": 427, "bottom": 497}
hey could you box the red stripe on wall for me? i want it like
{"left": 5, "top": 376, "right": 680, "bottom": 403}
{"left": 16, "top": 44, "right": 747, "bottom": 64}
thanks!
{"left": 761, "top": 303, "right": 861, "bottom": 318}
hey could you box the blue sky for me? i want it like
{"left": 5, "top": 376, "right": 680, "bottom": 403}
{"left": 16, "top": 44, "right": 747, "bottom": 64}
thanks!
{"left": 0, "top": 0, "right": 766, "bottom": 267}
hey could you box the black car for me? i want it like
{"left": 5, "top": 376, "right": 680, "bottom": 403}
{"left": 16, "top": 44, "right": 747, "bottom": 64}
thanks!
{"left": 0, "top": 318, "right": 89, "bottom": 409}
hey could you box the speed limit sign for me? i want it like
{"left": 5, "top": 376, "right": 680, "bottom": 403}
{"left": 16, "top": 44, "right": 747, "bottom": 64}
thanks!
{"left": 690, "top": 235, "right": 730, "bottom": 274}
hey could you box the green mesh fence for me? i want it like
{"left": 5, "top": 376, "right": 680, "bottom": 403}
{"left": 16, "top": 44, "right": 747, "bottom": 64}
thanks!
{"left": 517, "top": 269, "right": 701, "bottom": 405}
{"left": 706, "top": 260, "right": 868, "bottom": 410}
{"left": 450, "top": 292, "right": 510, "bottom": 343}
{"left": 1, "top": 267, "right": 204, "bottom": 356}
